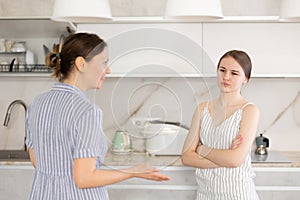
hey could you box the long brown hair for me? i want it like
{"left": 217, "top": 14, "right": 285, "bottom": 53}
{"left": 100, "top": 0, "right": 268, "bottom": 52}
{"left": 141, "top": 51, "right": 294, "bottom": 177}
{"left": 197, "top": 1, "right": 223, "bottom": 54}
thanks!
{"left": 46, "top": 33, "right": 107, "bottom": 81}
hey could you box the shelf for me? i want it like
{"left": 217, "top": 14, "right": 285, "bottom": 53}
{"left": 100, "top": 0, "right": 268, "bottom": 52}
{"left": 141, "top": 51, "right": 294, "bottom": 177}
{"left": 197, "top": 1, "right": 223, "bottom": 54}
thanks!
{"left": 0, "top": 73, "right": 52, "bottom": 78}
{"left": 0, "top": 52, "right": 25, "bottom": 55}
{"left": 0, "top": 64, "right": 52, "bottom": 77}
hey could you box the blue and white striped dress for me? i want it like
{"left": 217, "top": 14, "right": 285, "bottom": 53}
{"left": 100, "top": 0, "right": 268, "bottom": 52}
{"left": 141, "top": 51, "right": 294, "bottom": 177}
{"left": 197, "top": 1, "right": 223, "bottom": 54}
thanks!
{"left": 26, "top": 82, "right": 109, "bottom": 200}
{"left": 196, "top": 103, "right": 259, "bottom": 200}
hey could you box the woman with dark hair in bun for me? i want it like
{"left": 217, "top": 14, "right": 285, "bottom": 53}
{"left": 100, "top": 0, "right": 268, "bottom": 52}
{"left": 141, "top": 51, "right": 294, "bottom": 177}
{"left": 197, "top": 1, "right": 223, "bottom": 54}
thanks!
{"left": 26, "top": 33, "right": 169, "bottom": 200}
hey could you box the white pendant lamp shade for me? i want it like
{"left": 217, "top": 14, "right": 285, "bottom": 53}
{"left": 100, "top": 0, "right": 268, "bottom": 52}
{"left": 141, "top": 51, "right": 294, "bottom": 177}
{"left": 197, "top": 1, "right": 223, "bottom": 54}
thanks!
{"left": 52, "top": 0, "right": 112, "bottom": 23}
{"left": 280, "top": 0, "right": 300, "bottom": 21}
{"left": 165, "top": 0, "right": 223, "bottom": 21}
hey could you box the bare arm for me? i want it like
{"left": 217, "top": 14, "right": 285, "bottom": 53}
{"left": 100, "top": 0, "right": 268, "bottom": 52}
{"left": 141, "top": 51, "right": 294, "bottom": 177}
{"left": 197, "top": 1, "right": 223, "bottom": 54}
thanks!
{"left": 199, "top": 104, "right": 260, "bottom": 168}
{"left": 73, "top": 158, "right": 170, "bottom": 189}
{"left": 28, "top": 148, "right": 36, "bottom": 169}
{"left": 181, "top": 103, "right": 220, "bottom": 169}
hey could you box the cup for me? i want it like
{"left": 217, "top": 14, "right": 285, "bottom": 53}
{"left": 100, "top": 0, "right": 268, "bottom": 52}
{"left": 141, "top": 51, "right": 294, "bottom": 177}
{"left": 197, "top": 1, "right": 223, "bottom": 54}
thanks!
{"left": 5, "top": 40, "right": 14, "bottom": 52}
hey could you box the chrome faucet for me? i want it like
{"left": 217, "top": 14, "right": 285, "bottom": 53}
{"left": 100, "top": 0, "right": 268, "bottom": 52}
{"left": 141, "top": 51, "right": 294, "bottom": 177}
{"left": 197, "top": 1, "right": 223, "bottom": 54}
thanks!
{"left": 3, "top": 100, "right": 28, "bottom": 151}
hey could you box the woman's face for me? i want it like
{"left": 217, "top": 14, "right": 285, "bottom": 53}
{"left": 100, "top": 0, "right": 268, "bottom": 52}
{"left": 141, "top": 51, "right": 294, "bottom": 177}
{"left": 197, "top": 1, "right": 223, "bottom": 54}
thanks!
{"left": 217, "top": 56, "right": 247, "bottom": 93}
{"left": 84, "top": 47, "right": 110, "bottom": 90}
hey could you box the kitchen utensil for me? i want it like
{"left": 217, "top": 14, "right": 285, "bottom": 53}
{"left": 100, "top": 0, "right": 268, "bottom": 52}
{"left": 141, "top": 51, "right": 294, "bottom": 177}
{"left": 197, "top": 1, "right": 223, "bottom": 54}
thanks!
{"left": 255, "top": 133, "right": 269, "bottom": 155}
{"left": 43, "top": 44, "right": 50, "bottom": 56}
{"left": 53, "top": 43, "right": 59, "bottom": 53}
{"left": 111, "top": 129, "right": 132, "bottom": 154}
{"left": 9, "top": 58, "right": 15, "bottom": 72}
{"left": 58, "top": 34, "right": 65, "bottom": 53}
{"left": 66, "top": 26, "right": 75, "bottom": 35}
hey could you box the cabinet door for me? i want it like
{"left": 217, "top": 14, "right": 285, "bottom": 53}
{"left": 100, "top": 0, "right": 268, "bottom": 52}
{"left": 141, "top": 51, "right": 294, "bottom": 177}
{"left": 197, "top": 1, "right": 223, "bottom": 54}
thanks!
{"left": 107, "top": 167, "right": 197, "bottom": 200}
{"left": 202, "top": 23, "right": 300, "bottom": 76}
{"left": 78, "top": 23, "right": 203, "bottom": 76}
{"left": 0, "top": 168, "right": 34, "bottom": 200}
{"left": 254, "top": 168, "right": 300, "bottom": 200}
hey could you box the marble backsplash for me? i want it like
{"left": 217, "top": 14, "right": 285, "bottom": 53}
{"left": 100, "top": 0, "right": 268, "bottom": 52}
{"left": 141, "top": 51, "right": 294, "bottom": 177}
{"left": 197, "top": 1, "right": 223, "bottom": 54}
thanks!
{"left": 0, "top": 76, "right": 299, "bottom": 151}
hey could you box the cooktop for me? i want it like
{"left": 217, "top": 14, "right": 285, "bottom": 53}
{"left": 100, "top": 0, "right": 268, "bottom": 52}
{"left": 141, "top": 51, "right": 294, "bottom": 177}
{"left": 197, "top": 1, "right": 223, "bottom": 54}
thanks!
{"left": 251, "top": 151, "right": 291, "bottom": 163}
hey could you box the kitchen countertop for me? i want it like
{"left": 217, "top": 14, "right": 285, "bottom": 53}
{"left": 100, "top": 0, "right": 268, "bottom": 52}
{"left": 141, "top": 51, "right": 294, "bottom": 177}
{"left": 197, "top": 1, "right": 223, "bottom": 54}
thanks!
{"left": 1, "top": 151, "right": 300, "bottom": 169}
{"left": 103, "top": 151, "right": 300, "bottom": 168}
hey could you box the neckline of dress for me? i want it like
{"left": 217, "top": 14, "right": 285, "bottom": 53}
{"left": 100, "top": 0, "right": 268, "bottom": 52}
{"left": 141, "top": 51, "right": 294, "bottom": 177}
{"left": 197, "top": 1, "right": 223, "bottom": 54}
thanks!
{"left": 205, "top": 106, "right": 241, "bottom": 128}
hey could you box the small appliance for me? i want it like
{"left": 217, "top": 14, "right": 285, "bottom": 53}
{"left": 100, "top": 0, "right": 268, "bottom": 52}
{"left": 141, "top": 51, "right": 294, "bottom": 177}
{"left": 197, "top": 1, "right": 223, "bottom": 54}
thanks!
{"left": 140, "top": 120, "right": 189, "bottom": 156}
{"left": 255, "top": 133, "right": 270, "bottom": 155}
{"left": 111, "top": 129, "right": 132, "bottom": 154}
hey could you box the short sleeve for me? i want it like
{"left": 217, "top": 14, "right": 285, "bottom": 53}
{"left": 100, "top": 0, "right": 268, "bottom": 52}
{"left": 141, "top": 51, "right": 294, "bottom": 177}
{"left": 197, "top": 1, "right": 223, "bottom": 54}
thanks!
{"left": 73, "top": 107, "right": 106, "bottom": 160}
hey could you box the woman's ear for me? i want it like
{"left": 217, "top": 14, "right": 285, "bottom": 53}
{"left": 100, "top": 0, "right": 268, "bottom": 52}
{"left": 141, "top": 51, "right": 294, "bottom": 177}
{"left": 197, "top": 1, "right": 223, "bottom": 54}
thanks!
{"left": 243, "top": 78, "right": 248, "bottom": 84}
{"left": 74, "top": 56, "right": 86, "bottom": 72}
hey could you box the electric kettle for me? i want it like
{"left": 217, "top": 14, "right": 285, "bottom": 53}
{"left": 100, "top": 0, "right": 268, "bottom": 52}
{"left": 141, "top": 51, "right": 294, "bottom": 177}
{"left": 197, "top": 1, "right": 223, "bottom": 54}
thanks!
{"left": 255, "top": 133, "right": 269, "bottom": 155}
{"left": 111, "top": 129, "right": 132, "bottom": 154}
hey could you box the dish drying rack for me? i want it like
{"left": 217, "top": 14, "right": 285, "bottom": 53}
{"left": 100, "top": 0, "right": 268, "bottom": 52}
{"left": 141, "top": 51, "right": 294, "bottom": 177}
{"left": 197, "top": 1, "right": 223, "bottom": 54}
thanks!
{"left": 0, "top": 64, "right": 53, "bottom": 73}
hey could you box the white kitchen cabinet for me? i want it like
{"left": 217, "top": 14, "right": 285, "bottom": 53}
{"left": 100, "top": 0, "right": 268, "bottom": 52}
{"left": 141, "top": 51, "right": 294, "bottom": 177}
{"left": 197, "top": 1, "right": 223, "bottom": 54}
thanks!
{"left": 107, "top": 166, "right": 300, "bottom": 200}
{"left": 0, "top": 17, "right": 69, "bottom": 39}
{"left": 78, "top": 22, "right": 300, "bottom": 78}
{"left": 0, "top": 17, "right": 70, "bottom": 76}
{"left": 1, "top": 165, "right": 300, "bottom": 200}
{"left": 254, "top": 167, "right": 300, "bottom": 200}
{"left": 2, "top": 19, "right": 300, "bottom": 78}
{"left": 107, "top": 166, "right": 197, "bottom": 200}
{"left": 202, "top": 23, "right": 300, "bottom": 77}
{"left": 77, "top": 23, "right": 204, "bottom": 77}
{"left": 0, "top": 166, "right": 34, "bottom": 200}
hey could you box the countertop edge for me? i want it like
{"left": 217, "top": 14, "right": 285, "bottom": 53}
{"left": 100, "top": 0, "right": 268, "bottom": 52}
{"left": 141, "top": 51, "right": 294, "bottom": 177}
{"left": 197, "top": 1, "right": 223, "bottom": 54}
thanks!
{"left": 1, "top": 151, "right": 300, "bottom": 169}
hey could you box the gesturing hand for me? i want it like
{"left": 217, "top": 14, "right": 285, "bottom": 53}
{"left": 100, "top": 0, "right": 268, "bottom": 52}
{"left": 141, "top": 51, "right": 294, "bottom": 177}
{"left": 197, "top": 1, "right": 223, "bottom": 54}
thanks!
{"left": 127, "top": 164, "right": 170, "bottom": 181}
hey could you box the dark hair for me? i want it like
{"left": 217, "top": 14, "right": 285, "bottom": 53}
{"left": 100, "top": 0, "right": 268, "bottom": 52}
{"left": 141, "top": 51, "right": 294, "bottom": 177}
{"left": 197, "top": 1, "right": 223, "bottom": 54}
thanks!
{"left": 217, "top": 50, "right": 252, "bottom": 80}
{"left": 46, "top": 33, "right": 107, "bottom": 81}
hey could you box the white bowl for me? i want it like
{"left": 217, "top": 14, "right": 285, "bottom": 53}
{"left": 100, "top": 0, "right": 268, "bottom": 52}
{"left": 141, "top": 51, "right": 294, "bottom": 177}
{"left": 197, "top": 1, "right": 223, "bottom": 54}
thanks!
{"left": 11, "top": 42, "right": 26, "bottom": 52}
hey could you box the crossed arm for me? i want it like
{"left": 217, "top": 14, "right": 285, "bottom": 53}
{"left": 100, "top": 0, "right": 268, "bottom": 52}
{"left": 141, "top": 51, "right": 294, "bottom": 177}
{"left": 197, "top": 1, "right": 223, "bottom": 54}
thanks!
{"left": 181, "top": 102, "right": 259, "bottom": 168}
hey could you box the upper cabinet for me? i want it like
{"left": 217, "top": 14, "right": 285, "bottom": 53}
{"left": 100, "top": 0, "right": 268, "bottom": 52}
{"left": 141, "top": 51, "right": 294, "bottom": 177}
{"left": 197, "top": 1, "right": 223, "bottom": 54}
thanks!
{"left": 78, "top": 21, "right": 300, "bottom": 78}
{"left": 0, "top": 17, "right": 70, "bottom": 76}
{"left": 1, "top": 17, "right": 300, "bottom": 78}
{"left": 0, "top": 17, "right": 69, "bottom": 39}
{"left": 77, "top": 23, "right": 203, "bottom": 77}
{"left": 202, "top": 22, "right": 300, "bottom": 77}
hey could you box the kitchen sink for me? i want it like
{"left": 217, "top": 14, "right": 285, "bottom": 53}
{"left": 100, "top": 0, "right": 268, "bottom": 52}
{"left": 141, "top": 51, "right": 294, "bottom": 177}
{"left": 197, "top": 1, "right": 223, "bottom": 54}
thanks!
{"left": 0, "top": 150, "right": 30, "bottom": 161}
